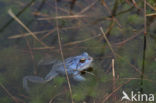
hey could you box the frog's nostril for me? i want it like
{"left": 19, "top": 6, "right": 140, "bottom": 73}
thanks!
{"left": 88, "top": 57, "right": 92, "bottom": 60}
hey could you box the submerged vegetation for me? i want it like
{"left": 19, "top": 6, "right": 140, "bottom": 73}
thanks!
{"left": 0, "top": 0, "right": 156, "bottom": 103}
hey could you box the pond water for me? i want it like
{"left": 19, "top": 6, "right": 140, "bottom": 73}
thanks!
{"left": 0, "top": 0, "right": 156, "bottom": 103}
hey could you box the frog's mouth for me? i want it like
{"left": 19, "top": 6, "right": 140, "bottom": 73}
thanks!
{"left": 80, "top": 67, "right": 93, "bottom": 75}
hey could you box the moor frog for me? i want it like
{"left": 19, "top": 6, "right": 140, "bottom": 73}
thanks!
{"left": 23, "top": 52, "right": 93, "bottom": 91}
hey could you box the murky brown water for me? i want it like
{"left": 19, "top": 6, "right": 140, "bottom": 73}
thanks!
{"left": 0, "top": 0, "right": 156, "bottom": 103}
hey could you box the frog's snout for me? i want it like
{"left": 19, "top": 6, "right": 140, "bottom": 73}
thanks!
{"left": 88, "top": 57, "right": 91, "bottom": 60}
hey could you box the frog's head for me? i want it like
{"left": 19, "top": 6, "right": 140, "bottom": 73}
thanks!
{"left": 75, "top": 52, "right": 93, "bottom": 71}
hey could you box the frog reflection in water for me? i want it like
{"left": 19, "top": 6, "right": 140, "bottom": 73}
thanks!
{"left": 23, "top": 52, "right": 93, "bottom": 91}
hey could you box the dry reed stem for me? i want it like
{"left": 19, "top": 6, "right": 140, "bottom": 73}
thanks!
{"left": 40, "top": 26, "right": 80, "bottom": 40}
{"left": 101, "top": 0, "right": 122, "bottom": 27}
{"left": 40, "top": 28, "right": 57, "bottom": 40}
{"left": 23, "top": 33, "right": 36, "bottom": 74}
{"left": 8, "top": 30, "right": 50, "bottom": 39}
{"left": 38, "top": 15, "right": 87, "bottom": 20}
{"left": 121, "top": 78, "right": 154, "bottom": 82}
{"left": 102, "top": 77, "right": 155, "bottom": 103}
{"left": 49, "top": 92, "right": 64, "bottom": 103}
{"left": 131, "top": 0, "right": 142, "bottom": 11}
{"left": 8, "top": 26, "right": 80, "bottom": 39}
{"left": 126, "top": 0, "right": 156, "bottom": 11}
{"left": 100, "top": 27, "right": 116, "bottom": 57}
{"left": 78, "top": 0, "right": 98, "bottom": 14}
{"left": 113, "top": 29, "right": 143, "bottom": 46}
{"left": 32, "top": 11, "right": 49, "bottom": 17}
{"left": 100, "top": 27, "right": 148, "bottom": 79}
{"left": 125, "top": 0, "right": 131, "bottom": 4}
{"left": 33, "top": 33, "right": 101, "bottom": 50}
{"left": 112, "top": 59, "right": 115, "bottom": 78}
{"left": 18, "top": 30, "right": 36, "bottom": 75}
{"left": 146, "top": 2, "right": 156, "bottom": 11}
{"left": 33, "top": 46, "right": 55, "bottom": 50}
{"left": 105, "top": 20, "right": 115, "bottom": 34}
{"left": 8, "top": 9, "right": 48, "bottom": 47}
{"left": 0, "top": 83, "right": 25, "bottom": 103}
{"left": 64, "top": 34, "right": 101, "bottom": 46}
{"left": 102, "top": 79, "right": 131, "bottom": 103}
{"left": 112, "top": 59, "right": 116, "bottom": 101}
{"left": 54, "top": 0, "right": 74, "bottom": 103}
{"left": 84, "top": 71, "right": 95, "bottom": 76}
{"left": 98, "top": 19, "right": 115, "bottom": 41}
{"left": 146, "top": 13, "right": 156, "bottom": 16}
{"left": 8, "top": 9, "right": 45, "bottom": 74}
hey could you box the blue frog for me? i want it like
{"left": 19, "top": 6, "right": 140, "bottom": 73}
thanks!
{"left": 23, "top": 52, "right": 93, "bottom": 91}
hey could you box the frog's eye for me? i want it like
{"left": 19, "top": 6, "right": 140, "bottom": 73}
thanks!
{"left": 79, "top": 58, "right": 86, "bottom": 63}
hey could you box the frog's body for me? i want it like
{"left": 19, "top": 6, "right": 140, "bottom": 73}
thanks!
{"left": 23, "top": 52, "right": 93, "bottom": 91}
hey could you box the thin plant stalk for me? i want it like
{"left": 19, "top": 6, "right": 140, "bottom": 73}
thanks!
{"left": 54, "top": 0, "right": 74, "bottom": 103}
